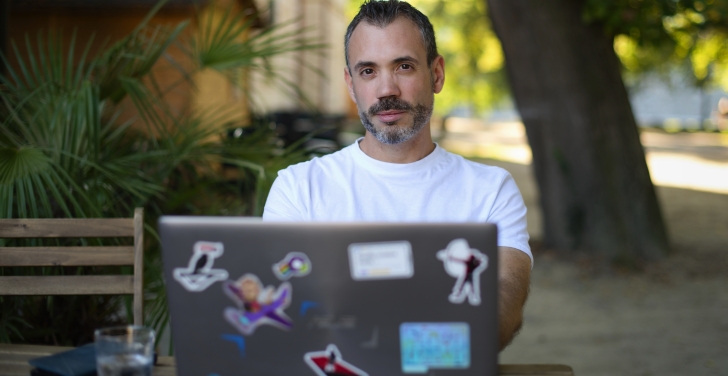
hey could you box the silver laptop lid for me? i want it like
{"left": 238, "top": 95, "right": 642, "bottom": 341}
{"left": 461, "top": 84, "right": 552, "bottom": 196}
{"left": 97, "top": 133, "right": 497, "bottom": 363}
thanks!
{"left": 160, "top": 218, "right": 498, "bottom": 375}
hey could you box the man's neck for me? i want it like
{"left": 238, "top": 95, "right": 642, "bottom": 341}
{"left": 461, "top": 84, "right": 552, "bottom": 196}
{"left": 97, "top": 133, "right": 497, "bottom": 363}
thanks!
{"left": 359, "top": 128, "right": 436, "bottom": 163}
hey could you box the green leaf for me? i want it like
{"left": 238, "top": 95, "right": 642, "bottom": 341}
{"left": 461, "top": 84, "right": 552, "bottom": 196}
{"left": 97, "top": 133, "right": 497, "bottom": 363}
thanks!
{"left": 0, "top": 148, "right": 51, "bottom": 185}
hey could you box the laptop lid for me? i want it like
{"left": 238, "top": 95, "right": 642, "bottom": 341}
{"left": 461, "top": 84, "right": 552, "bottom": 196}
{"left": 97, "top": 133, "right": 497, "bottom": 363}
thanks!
{"left": 160, "top": 218, "right": 499, "bottom": 376}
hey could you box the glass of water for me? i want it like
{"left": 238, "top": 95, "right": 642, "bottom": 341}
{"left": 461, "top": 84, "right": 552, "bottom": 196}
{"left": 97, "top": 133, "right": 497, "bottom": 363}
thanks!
{"left": 95, "top": 326, "right": 155, "bottom": 376}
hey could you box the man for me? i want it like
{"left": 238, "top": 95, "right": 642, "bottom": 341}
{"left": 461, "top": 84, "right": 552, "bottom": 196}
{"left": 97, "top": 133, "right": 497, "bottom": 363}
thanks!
{"left": 263, "top": 0, "right": 531, "bottom": 350}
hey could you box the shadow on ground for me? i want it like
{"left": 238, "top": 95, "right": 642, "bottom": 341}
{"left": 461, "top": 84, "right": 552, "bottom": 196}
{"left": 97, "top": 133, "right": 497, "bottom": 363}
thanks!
{"left": 474, "top": 158, "right": 728, "bottom": 376}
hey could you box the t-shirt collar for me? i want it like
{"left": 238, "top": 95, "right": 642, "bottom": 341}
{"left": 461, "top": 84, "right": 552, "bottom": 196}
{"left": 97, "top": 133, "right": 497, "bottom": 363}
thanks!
{"left": 350, "top": 137, "right": 444, "bottom": 175}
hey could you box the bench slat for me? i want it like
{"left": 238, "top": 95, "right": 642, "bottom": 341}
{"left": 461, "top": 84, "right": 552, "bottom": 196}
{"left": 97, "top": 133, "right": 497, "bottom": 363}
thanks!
{"left": 0, "top": 247, "right": 134, "bottom": 266}
{"left": 0, "top": 218, "right": 134, "bottom": 238}
{"left": 0, "top": 275, "right": 134, "bottom": 295}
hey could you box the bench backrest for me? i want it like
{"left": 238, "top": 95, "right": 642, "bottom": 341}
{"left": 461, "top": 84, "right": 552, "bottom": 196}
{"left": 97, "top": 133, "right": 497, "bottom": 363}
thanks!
{"left": 0, "top": 208, "right": 144, "bottom": 325}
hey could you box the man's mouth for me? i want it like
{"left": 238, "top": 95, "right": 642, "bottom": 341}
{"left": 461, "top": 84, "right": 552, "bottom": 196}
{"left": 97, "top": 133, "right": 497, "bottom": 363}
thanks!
{"left": 367, "top": 97, "right": 413, "bottom": 124}
{"left": 375, "top": 110, "right": 406, "bottom": 123}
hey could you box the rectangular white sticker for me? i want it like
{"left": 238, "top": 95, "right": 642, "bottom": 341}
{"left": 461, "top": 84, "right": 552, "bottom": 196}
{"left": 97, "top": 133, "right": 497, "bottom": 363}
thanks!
{"left": 348, "top": 241, "right": 414, "bottom": 281}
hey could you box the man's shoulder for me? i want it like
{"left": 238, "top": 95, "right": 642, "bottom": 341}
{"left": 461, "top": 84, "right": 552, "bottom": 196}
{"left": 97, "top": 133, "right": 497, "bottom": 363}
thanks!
{"left": 441, "top": 149, "right": 512, "bottom": 182}
{"left": 277, "top": 144, "right": 355, "bottom": 179}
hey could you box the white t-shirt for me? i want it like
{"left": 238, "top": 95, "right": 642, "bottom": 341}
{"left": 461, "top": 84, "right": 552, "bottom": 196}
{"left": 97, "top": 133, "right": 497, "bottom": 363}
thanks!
{"left": 263, "top": 140, "right": 532, "bottom": 263}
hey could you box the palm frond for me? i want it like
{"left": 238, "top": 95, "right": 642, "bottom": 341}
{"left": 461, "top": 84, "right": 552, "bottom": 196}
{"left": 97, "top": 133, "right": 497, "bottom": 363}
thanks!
{"left": 0, "top": 147, "right": 51, "bottom": 185}
{"left": 189, "top": 3, "right": 325, "bottom": 74}
{"left": 0, "top": 0, "right": 325, "bottom": 346}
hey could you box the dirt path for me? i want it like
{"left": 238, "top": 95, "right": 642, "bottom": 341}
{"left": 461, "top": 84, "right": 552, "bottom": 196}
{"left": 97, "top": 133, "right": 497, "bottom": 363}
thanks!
{"left": 478, "top": 158, "right": 728, "bottom": 376}
{"left": 450, "top": 127, "right": 728, "bottom": 376}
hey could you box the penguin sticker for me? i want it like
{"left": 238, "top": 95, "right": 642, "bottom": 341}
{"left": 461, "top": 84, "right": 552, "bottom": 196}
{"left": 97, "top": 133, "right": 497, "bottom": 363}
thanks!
{"left": 173, "top": 241, "right": 229, "bottom": 292}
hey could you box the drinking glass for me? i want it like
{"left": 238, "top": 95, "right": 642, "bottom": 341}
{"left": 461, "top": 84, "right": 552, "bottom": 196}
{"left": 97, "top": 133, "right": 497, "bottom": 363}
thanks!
{"left": 95, "top": 326, "right": 155, "bottom": 376}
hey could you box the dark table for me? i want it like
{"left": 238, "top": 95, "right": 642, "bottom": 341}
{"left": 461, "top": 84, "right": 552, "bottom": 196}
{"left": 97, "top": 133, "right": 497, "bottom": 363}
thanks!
{"left": 0, "top": 343, "right": 573, "bottom": 376}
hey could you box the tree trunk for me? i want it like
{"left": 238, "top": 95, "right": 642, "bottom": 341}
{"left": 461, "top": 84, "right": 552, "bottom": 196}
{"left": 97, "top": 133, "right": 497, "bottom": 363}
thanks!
{"left": 486, "top": 0, "right": 669, "bottom": 261}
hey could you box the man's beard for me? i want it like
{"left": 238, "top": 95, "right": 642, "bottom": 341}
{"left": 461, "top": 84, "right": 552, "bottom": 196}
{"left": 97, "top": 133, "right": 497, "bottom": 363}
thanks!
{"left": 359, "top": 96, "right": 433, "bottom": 145}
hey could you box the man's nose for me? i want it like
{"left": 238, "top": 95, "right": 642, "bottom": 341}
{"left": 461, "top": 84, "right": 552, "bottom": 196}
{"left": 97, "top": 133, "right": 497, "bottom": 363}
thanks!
{"left": 376, "top": 72, "right": 400, "bottom": 99}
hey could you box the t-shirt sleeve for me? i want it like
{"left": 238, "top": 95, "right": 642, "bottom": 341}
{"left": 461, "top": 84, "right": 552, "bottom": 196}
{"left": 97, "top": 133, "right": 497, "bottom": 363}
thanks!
{"left": 487, "top": 172, "right": 533, "bottom": 266}
{"left": 262, "top": 170, "right": 307, "bottom": 221}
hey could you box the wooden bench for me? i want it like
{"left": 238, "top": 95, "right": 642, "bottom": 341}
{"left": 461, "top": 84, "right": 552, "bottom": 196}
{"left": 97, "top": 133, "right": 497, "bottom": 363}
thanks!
{"left": 0, "top": 209, "right": 144, "bottom": 326}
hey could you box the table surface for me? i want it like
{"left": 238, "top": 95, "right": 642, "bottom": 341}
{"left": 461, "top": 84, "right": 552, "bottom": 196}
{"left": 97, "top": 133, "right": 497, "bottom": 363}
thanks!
{"left": 0, "top": 343, "right": 574, "bottom": 376}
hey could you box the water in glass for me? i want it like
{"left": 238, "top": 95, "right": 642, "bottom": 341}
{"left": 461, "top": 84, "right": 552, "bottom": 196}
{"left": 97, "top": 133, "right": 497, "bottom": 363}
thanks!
{"left": 97, "top": 354, "right": 152, "bottom": 376}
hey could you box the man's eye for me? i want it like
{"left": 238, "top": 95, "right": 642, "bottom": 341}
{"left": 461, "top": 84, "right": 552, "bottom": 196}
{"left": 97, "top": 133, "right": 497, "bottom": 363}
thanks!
{"left": 361, "top": 68, "right": 374, "bottom": 75}
{"left": 400, "top": 64, "right": 412, "bottom": 70}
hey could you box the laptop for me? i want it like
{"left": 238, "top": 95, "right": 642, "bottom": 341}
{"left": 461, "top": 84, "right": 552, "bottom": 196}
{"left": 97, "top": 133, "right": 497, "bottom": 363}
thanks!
{"left": 159, "top": 217, "right": 499, "bottom": 375}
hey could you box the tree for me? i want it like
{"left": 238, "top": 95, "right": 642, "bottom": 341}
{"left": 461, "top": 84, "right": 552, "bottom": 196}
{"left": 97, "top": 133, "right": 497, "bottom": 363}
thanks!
{"left": 584, "top": 0, "right": 728, "bottom": 89}
{"left": 486, "top": 0, "right": 727, "bottom": 262}
{"left": 486, "top": 0, "right": 673, "bottom": 262}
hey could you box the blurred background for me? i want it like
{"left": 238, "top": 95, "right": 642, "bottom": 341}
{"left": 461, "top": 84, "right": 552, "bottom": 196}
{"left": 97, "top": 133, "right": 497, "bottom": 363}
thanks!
{"left": 0, "top": 0, "right": 726, "bottom": 375}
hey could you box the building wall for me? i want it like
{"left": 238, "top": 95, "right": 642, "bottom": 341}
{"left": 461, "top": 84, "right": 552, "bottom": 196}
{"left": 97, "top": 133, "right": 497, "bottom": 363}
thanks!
{"left": 6, "top": 2, "right": 254, "bottom": 132}
{"left": 251, "top": 0, "right": 351, "bottom": 116}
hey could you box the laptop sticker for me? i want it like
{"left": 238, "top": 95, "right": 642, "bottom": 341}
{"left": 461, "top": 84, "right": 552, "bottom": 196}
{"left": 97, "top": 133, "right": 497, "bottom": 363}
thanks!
{"left": 436, "top": 238, "right": 488, "bottom": 305}
{"left": 348, "top": 241, "right": 414, "bottom": 281}
{"left": 300, "top": 301, "right": 320, "bottom": 317}
{"left": 223, "top": 273, "right": 293, "bottom": 335}
{"left": 400, "top": 322, "right": 471, "bottom": 374}
{"left": 303, "top": 344, "right": 369, "bottom": 376}
{"left": 360, "top": 327, "right": 379, "bottom": 349}
{"left": 273, "top": 252, "right": 312, "bottom": 280}
{"left": 173, "top": 241, "right": 229, "bottom": 292}
{"left": 221, "top": 334, "right": 246, "bottom": 357}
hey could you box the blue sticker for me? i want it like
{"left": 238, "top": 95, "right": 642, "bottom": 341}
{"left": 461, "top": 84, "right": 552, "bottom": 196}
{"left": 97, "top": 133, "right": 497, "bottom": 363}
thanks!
{"left": 400, "top": 322, "right": 470, "bottom": 374}
{"left": 300, "top": 301, "right": 320, "bottom": 317}
{"left": 221, "top": 334, "right": 246, "bottom": 357}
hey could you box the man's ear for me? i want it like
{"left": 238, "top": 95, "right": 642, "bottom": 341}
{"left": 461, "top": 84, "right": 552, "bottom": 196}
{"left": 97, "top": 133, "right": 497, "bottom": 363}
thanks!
{"left": 431, "top": 55, "right": 445, "bottom": 94}
{"left": 344, "top": 66, "right": 356, "bottom": 102}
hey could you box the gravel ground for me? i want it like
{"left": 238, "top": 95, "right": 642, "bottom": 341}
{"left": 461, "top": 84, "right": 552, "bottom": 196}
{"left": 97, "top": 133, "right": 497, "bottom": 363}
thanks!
{"left": 500, "top": 251, "right": 728, "bottom": 376}
{"left": 474, "top": 156, "right": 728, "bottom": 376}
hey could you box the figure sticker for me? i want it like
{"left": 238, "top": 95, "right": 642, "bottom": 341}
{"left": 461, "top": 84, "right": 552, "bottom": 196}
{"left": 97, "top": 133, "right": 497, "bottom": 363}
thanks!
{"left": 303, "top": 344, "right": 369, "bottom": 376}
{"left": 436, "top": 239, "right": 488, "bottom": 305}
{"left": 273, "top": 252, "right": 312, "bottom": 280}
{"left": 223, "top": 273, "right": 293, "bottom": 335}
{"left": 173, "top": 241, "right": 229, "bottom": 292}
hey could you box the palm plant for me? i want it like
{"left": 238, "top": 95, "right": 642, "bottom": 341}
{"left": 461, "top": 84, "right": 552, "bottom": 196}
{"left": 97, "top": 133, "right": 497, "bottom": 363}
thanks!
{"left": 0, "top": 0, "right": 323, "bottom": 346}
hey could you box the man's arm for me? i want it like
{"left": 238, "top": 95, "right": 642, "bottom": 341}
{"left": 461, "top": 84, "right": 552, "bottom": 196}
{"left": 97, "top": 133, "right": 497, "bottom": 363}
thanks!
{"left": 498, "top": 246, "right": 531, "bottom": 351}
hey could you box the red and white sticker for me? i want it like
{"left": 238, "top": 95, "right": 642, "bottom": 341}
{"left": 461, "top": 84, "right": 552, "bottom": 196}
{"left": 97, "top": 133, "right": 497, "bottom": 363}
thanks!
{"left": 303, "top": 344, "right": 368, "bottom": 376}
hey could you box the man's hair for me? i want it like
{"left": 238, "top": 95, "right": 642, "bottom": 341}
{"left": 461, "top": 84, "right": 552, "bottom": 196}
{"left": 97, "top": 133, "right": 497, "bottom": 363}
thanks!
{"left": 345, "top": 0, "right": 439, "bottom": 70}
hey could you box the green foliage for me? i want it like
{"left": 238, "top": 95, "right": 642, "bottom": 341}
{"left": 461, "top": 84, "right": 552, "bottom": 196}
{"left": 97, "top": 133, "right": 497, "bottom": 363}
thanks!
{"left": 584, "top": 0, "right": 728, "bottom": 88}
{"left": 0, "top": 0, "right": 319, "bottom": 346}
{"left": 411, "top": 0, "right": 510, "bottom": 115}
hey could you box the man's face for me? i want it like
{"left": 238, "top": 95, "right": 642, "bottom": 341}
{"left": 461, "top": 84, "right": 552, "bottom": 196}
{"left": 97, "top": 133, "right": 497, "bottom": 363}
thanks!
{"left": 345, "top": 17, "right": 444, "bottom": 145}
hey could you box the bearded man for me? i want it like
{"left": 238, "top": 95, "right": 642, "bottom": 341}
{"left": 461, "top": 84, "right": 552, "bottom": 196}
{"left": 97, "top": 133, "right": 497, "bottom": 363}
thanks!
{"left": 263, "top": 0, "right": 531, "bottom": 350}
